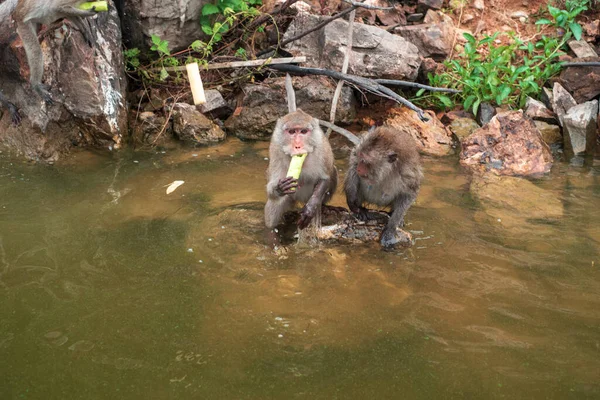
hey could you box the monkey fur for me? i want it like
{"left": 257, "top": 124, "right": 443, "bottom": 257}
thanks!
{"left": 0, "top": 0, "right": 100, "bottom": 123}
{"left": 344, "top": 126, "right": 423, "bottom": 248}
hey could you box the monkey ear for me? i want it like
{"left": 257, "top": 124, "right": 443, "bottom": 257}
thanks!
{"left": 388, "top": 153, "right": 398, "bottom": 163}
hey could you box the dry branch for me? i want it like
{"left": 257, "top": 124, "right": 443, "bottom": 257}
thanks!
{"left": 158, "top": 57, "right": 306, "bottom": 72}
{"left": 270, "top": 64, "right": 429, "bottom": 121}
{"left": 318, "top": 120, "right": 360, "bottom": 145}
{"left": 375, "top": 79, "right": 461, "bottom": 93}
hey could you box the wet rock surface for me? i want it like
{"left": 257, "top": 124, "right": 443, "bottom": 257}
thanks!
{"left": 460, "top": 111, "right": 553, "bottom": 176}
{"left": 384, "top": 108, "right": 456, "bottom": 156}
{"left": 224, "top": 76, "right": 356, "bottom": 140}
{"left": 533, "top": 121, "right": 562, "bottom": 147}
{"left": 130, "top": 111, "right": 172, "bottom": 146}
{"left": 284, "top": 14, "right": 421, "bottom": 80}
{"left": 449, "top": 117, "right": 481, "bottom": 141}
{"left": 172, "top": 103, "right": 226, "bottom": 145}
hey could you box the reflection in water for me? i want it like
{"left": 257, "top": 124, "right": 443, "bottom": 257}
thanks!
{"left": 1, "top": 140, "right": 599, "bottom": 399}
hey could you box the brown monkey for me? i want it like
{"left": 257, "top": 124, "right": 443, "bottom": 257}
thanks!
{"left": 0, "top": 0, "right": 100, "bottom": 107}
{"left": 264, "top": 109, "right": 338, "bottom": 236}
{"left": 344, "top": 126, "right": 423, "bottom": 248}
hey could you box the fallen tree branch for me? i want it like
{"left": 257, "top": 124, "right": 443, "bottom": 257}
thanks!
{"left": 561, "top": 61, "right": 600, "bottom": 67}
{"left": 247, "top": 0, "right": 299, "bottom": 30}
{"left": 270, "top": 64, "right": 429, "bottom": 121}
{"left": 341, "top": 0, "right": 393, "bottom": 10}
{"left": 158, "top": 57, "right": 306, "bottom": 72}
{"left": 375, "top": 79, "right": 461, "bottom": 93}
{"left": 318, "top": 120, "right": 360, "bottom": 145}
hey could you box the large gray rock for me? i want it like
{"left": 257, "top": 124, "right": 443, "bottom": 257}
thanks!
{"left": 224, "top": 76, "right": 357, "bottom": 140}
{"left": 284, "top": 14, "right": 421, "bottom": 80}
{"left": 567, "top": 40, "right": 598, "bottom": 58}
{"left": 460, "top": 111, "right": 553, "bottom": 176}
{"left": 0, "top": 1, "right": 127, "bottom": 162}
{"left": 417, "top": 0, "right": 443, "bottom": 13}
{"left": 172, "top": 103, "right": 226, "bottom": 145}
{"left": 562, "top": 100, "right": 598, "bottom": 155}
{"left": 120, "top": 0, "right": 211, "bottom": 52}
{"left": 394, "top": 10, "right": 455, "bottom": 60}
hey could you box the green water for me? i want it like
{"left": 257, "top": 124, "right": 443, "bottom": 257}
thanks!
{"left": 1, "top": 140, "right": 599, "bottom": 399}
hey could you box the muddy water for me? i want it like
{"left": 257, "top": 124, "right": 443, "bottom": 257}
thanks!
{"left": 0, "top": 140, "right": 599, "bottom": 399}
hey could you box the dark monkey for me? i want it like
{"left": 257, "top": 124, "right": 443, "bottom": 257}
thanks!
{"left": 344, "top": 126, "right": 423, "bottom": 248}
{"left": 264, "top": 75, "right": 338, "bottom": 238}
{"left": 0, "top": 0, "right": 101, "bottom": 123}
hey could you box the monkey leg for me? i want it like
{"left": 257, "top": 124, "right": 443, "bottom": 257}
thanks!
{"left": 16, "top": 21, "right": 53, "bottom": 105}
{"left": 69, "top": 17, "right": 96, "bottom": 47}
{"left": 0, "top": 91, "right": 22, "bottom": 125}
{"left": 380, "top": 192, "right": 416, "bottom": 248}
{"left": 298, "top": 178, "right": 330, "bottom": 229}
{"left": 265, "top": 196, "right": 294, "bottom": 229}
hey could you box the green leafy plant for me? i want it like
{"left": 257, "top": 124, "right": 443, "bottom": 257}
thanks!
{"left": 416, "top": 3, "right": 587, "bottom": 114}
{"left": 535, "top": 1, "right": 587, "bottom": 40}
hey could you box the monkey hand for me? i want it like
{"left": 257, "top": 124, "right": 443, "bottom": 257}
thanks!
{"left": 33, "top": 84, "right": 54, "bottom": 106}
{"left": 351, "top": 206, "right": 371, "bottom": 222}
{"left": 6, "top": 103, "right": 21, "bottom": 126}
{"left": 297, "top": 203, "right": 317, "bottom": 229}
{"left": 275, "top": 177, "right": 298, "bottom": 197}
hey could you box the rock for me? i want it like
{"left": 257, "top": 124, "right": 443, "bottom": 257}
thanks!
{"left": 198, "top": 89, "right": 231, "bottom": 118}
{"left": 394, "top": 10, "right": 456, "bottom": 60}
{"left": 0, "top": 3, "right": 127, "bottom": 161}
{"left": 541, "top": 87, "right": 554, "bottom": 109}
{"left": 120, "top": 0, "right": 211, "bottom": 52}
{"left": 224, "top": 76, "right": 357, "bottom": 140}
{"left": 440, "top": 110, "right": 474, "bottom": 124}
{"left": 284, "top": 14, "right": 420, "bottom": 80}
{"left": 417, "top": 0, "right": 443, "bottom": 13}
{"left": 358, "top": 0, "right": 406, "bottom": 27}
{"left": 524, "top": 97, "right": 558, "bottom": 124}
{"left": 567, "top": 40, "right": 598, "bottom": 58}
{"left": 460, "top": 111, "right": 553, "bottom": 176}
{"left": 533, "top": 121, "right": 562, "bottom": 146}
{"left": 418, "top": 57, "right": 440, "bottom": 80}
{"left": 551, "top": 82, "right": 577, "bottom": 126}
{"left": 473, "top": 0, "right": 485, "bottom": 10}
{"left": 476, "top": 102, "right": 496, "bottom": 125}
{"left": 384, "top": 108, "right": 456, "bottom": 156}
{"left": 130, "top": 111, "right": 173, "bottom": 146}
{"left": 510, "top": 11, "right": 529, "bottom": 20}
{"left": 449, "top": 118, "right": 480, "bottom": 141}
{"left": 583, "top": 20, "right": 600, "bottom": 38}
{"left": 562, "top": 100, "right": 598, "bottom": 155}
{"left": 172, "top": 103, "right": 226, "bottom": 145}
{"left": 559, "top": 57, "right": 600, "bottom": 103}
{"left": 462, "top": 13, "right": 475, "bottom": 23}
{"left": 407, "top": 13, "right": 424, "bottom": 22}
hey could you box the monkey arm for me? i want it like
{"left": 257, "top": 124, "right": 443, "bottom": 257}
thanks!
{"left": 343, "top": 167, "right": 370, "bottom": 221}
{"left": 16, "top": 21, "right": 53, "bottom": 104}
{"left": 381, "top": 192, "right": 417, "bottom": 248}
{"left": 298, "top": 178, "right": 330, "bottom": 229}
{"left": 57, "top": 5, "right": 99, "bottom": 18}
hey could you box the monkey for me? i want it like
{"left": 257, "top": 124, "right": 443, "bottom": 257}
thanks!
{"left": 0, "top": 0, "right": 100, "bottom": 115}
{"left": 264, "top": 75, "right": 338, "bottom": 242}
{"left": 344, "top": 126, "right": 423, "bottom": 249}
{"left": 0, "top": 90, "right": 21, "bottom": 125}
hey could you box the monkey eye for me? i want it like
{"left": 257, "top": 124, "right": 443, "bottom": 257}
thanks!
{"left": 388, "top": 153, "right": 398, "bottom": 163}
{"left": 300, "top": 129, "right": 309, "bottom": 134}
{"left": 288, "top": 129, "right": 296, "bottom": 134}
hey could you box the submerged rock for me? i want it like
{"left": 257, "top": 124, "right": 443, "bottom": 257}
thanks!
{"left": 284, "top": 14, "right": 421, "bottom": 80}
{"left": 224, "top": 76, "right": 356, "bottom": 140}
{"left": 562, "top": 100, "right": 598, "bottom": 155}
{"left": 384, "top": 108, "right": 456, "bottom": 156}
{"left": 172, "top": 103, "right": 226, "bottom": 145}
{"left": 130, "top": 111, "right": 173, "bottom": 146}
{"left": 533, "top": 121, "right": 562, "bottom": 146}
{"left": 449, "top": 117, "right": 480, "bottom": 141}
{"left": 460, "top": 111, "right": 553, "bottom": 176}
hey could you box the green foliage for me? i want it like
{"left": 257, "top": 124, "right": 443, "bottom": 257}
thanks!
{"left": 536, "top": 1, "right": 588, "bottom": 40}
{"left": 123, "top": 48, "right": 141, "bottom": 71}
{"left": 417, "top": 3, "right": 587, "bottom": 114}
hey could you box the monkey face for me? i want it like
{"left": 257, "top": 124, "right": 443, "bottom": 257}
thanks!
{"left": 355, "top": 150, "right": 398, "bottom": 183}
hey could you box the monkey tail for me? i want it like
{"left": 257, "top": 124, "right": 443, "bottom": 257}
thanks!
{"left": 0, "top": 0, "right": 18, "bottom": 25}
{"left": 285, "top": 73, "right": 297, "bottom": 113}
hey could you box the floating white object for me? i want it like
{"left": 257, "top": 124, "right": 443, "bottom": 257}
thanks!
{"left": 185, "top": 63, "right": 206, "bottom": 105}
{"left": 166, "top": 180, "right": 185, "bottom": 194}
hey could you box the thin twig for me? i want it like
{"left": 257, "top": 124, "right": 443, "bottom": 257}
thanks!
{"left": 375, "top": 79, "right": 461, "bottom": 93}
{"left": 157, "top": 57, "right": 306, "bottom": 72}
{"left": 327, "top": 8, "right": 356, "bottom": 136}
{"left": 270, "top": 64, "right": 429, "bottom": 121}
{"left": 318, "top": 120, "right": 360, "bottom": 145}
{"left": 341, "top": 0, "right": 393, "bottom": 10}
{"left": 257, "top": 6, "right": 358, "bottom": 57}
